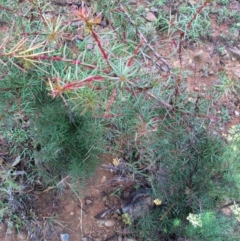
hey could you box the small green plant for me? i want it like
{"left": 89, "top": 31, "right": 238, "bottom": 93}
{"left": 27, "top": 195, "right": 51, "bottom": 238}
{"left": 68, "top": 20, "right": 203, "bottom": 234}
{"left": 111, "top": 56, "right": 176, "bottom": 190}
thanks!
{"left": 0, "top": 167, "right": 32, "bottom": 235}
{"left": 110, "top": 187, "right": 122, "bottom": 198}
{"left": 156, "top": 1, "right": 212, "bottom": 41}
{"left": 217, "top": 0, "right": 230, "bottom": 5}
{"left": 216, "top": 73, "right": 240, "bottom": 96}
{"left": 217, "top": 6, "right": 240, "bottom": 24}
{"left": 185, "top": 211, "right": 237, "bottom": 240}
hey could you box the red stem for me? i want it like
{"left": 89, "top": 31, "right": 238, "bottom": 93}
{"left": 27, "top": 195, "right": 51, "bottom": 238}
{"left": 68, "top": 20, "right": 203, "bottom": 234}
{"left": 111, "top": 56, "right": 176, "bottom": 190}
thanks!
{"left": 104, "top": 88, "right": 117, "bottom": 118}
{"left": 37, "top": 6, "right": 47, "bottom": 27}
{"left": 178, "top": 1, "right": 210, "bottom": 55}
{"left": 91, "top": 30, "right": 110, "bottom": 67}
{"left": 0, "top": 4, "right": 14, "bottom": 12}
{"left": 127, "top": 40, "right": 143, "bottom": 67}
{"left": 62, "top": 76, "right": 104, "bottom": 91}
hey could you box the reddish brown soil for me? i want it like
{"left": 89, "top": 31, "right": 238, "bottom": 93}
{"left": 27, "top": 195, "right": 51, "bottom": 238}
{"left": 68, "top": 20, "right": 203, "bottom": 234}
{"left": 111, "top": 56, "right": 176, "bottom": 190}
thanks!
{"left": 33, "top": 155, "right": 137, "bottom": 241}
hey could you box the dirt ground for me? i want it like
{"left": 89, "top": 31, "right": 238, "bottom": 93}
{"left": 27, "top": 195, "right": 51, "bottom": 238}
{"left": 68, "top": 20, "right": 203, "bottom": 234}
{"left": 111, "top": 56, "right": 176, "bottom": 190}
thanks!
{"left": 0, "top": 0, "right": 239, "bottom": 241}
{"left": 33, "top": 154, "right": 127, "bottom": 241}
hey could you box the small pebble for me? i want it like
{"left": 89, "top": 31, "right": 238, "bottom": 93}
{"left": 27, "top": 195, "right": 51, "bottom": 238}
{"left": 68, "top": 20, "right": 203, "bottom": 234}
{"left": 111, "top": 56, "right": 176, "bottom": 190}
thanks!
{"left": 104, "top": 219, "right": 115, "bottom": 227}
{"left": 235, "top": 110, "right": 239, "bottom": 116}
{"left": 123, "top": 191, "right": 130, "bottom": 198}
{"left": 150, "top": 7, "right": 158, "bottom": 13}
{"left": 60, "top": 233, "right": 69, "bottom": 241}
{"left": 118, "top": 236, "right": 123, "bottom": 241}
{"left": 228, "top": 47, "right": 240, "bottom": 60}
{"left": 71, "top": 21, "right": 83, "bottom": 27}
{"left": 101, "top": 176, "right": 107, "bottom": 183}
{"left": 193, "top": 50, "right": 203, "bottom": 63}
{"left": 85, "top": 199, "right": 93, "bottom": 205}
{"left": 208, "top": 70, "right": 214, "bottom": 75}
{"left": 116, "top": 209, "right": 122, "bottom": 214}
{"left": 97, "top": 219, "right": 105, "bottom": 227}
{"left": 146, "top": 12, "right": 157, "bottom": 22}
{"left": 70, "top": 212, "right": 74, "bottom": 216}
{"left": 100, "top": 20, "right": 107, "bottom": 28}
{"left": 86, "top": 43, "right": 94, "bottom": 50}
{"left": 102, "top": 195, "right": 108, "bottom": 202}
{"left": 128, "top": 0, "right": 137, "bottom": 5}
{"left": 193, "top": 87, "right": 200, "bottom": 92}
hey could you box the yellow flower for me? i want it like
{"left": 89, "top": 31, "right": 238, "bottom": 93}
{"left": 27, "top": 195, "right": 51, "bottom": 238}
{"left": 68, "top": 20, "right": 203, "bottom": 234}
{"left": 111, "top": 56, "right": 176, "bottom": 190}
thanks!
{"left": 153, "top": 199, "right": 162, "bottom": 206}
{"left": 122, "top": 213, "right": 132, "bottom": 225}
{"left": 112, "top": 158, "right": 119, "bottom": 166}
{"left": 231, "top": 202, "right": 240, "bottom": 222}
{"left": 186, "top": 213, "right": 202, "bottom": 228}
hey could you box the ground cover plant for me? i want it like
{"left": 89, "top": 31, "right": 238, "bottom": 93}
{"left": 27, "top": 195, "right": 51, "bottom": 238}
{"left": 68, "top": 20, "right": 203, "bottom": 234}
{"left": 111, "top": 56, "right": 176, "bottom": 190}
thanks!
{"left": 0, "top": 0, "right": 240, "bottom": 240}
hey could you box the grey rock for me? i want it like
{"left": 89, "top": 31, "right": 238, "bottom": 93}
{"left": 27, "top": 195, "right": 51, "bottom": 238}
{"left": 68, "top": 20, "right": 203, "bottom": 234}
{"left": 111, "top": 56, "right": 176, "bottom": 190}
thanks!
{"left": 228, "top": 47, "right": 240, "bottom": 61}
{"left": 100, "top": 20, "right": 107, "bottom": 28}
{"left": 60, "top": 233, "right": 69, "bottom": 241}
{"left": 118, "top": 235, "right": 123, "bottom": 241}
{"left": 82, "top": 237, "right": 89, "bottom": 241}
{"left": 121, "top": 189, "right": 154, "bottom": 220}
{"left": 116, "top": 208, "right": 122, "bottom": 214}
{"left": 123, "top": 191, "right": 130, "bottom": 198}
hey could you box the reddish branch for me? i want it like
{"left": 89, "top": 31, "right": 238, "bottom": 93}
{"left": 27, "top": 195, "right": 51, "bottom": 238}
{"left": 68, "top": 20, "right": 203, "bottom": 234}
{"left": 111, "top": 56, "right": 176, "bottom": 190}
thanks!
{"left": 127, "top": 40, "right": 143, "bottom": 67}
{"left": 37, "top": 5, "right": 47, "bottom": 27}
{"left": 50, "top": 76, "right": 104, "bottom": 98}
{"left": 28, "top": 0, "right": 47, "bottom": 27}
{"left": 91, "top": 30, "right": 110, "bottom": 66}
{"left": 187, "top": 1, "right": 210, "bottom": 29}
{"left": 104, "top": 88, "right": 117, "bottom": 118}
{"left": 174, "top": 73, "right": 182, "bottom": 100}
{"left": 62, "top": 76, "right": 104, "bottom": 91}
{"left": 0, "top": 4, "right": 14, "bottom": 12}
